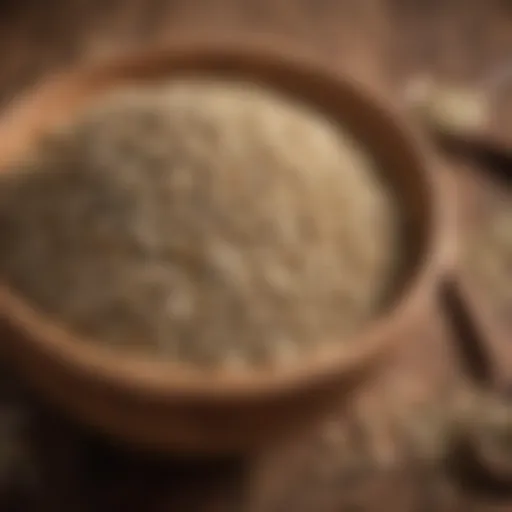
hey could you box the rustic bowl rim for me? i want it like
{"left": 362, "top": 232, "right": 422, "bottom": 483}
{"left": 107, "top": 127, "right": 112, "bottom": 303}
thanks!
{"left": 0, "top": 35, "right": 450, "bottom": 401}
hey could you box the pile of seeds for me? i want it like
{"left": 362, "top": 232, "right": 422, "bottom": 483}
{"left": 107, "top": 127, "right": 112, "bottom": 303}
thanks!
{"left": 0, "top": 79, "right": 401, "bottom": 369}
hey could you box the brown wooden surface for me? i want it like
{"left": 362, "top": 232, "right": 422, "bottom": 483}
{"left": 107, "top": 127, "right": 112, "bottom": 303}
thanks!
{"left": 0, "top": 1, "right": 510, "bottom": 511}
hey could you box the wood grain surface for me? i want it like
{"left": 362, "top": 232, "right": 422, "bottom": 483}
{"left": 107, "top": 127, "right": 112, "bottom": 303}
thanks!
{"left": 0, "top": 1, "right": 510, "bottom": 511}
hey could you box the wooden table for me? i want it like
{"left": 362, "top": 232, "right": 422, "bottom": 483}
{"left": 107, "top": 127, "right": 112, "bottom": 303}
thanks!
{"left": 0, "top": 1, "right": 510, "bottom": 510}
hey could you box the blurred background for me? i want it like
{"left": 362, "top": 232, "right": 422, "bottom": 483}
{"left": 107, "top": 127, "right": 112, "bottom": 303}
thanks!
{"left": 0, "top": 1, "right": 510, "bottom": 511}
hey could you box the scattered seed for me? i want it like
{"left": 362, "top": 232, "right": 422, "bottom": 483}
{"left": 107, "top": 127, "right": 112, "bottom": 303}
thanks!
{"left": 463, "top": 202, "right": 512, "bottom": 317}
{"left": 405, "top": 76, "right": 490, "bottom": 137}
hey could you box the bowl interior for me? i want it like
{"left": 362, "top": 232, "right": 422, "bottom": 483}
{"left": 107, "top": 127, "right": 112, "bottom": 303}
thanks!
{"left": 0, "top": 43, "right": 439, "bottom": 398}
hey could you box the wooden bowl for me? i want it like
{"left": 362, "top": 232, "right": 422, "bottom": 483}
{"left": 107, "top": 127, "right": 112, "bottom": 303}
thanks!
{"left": 0, "top": 37, "right": 451, "bottom": 455}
